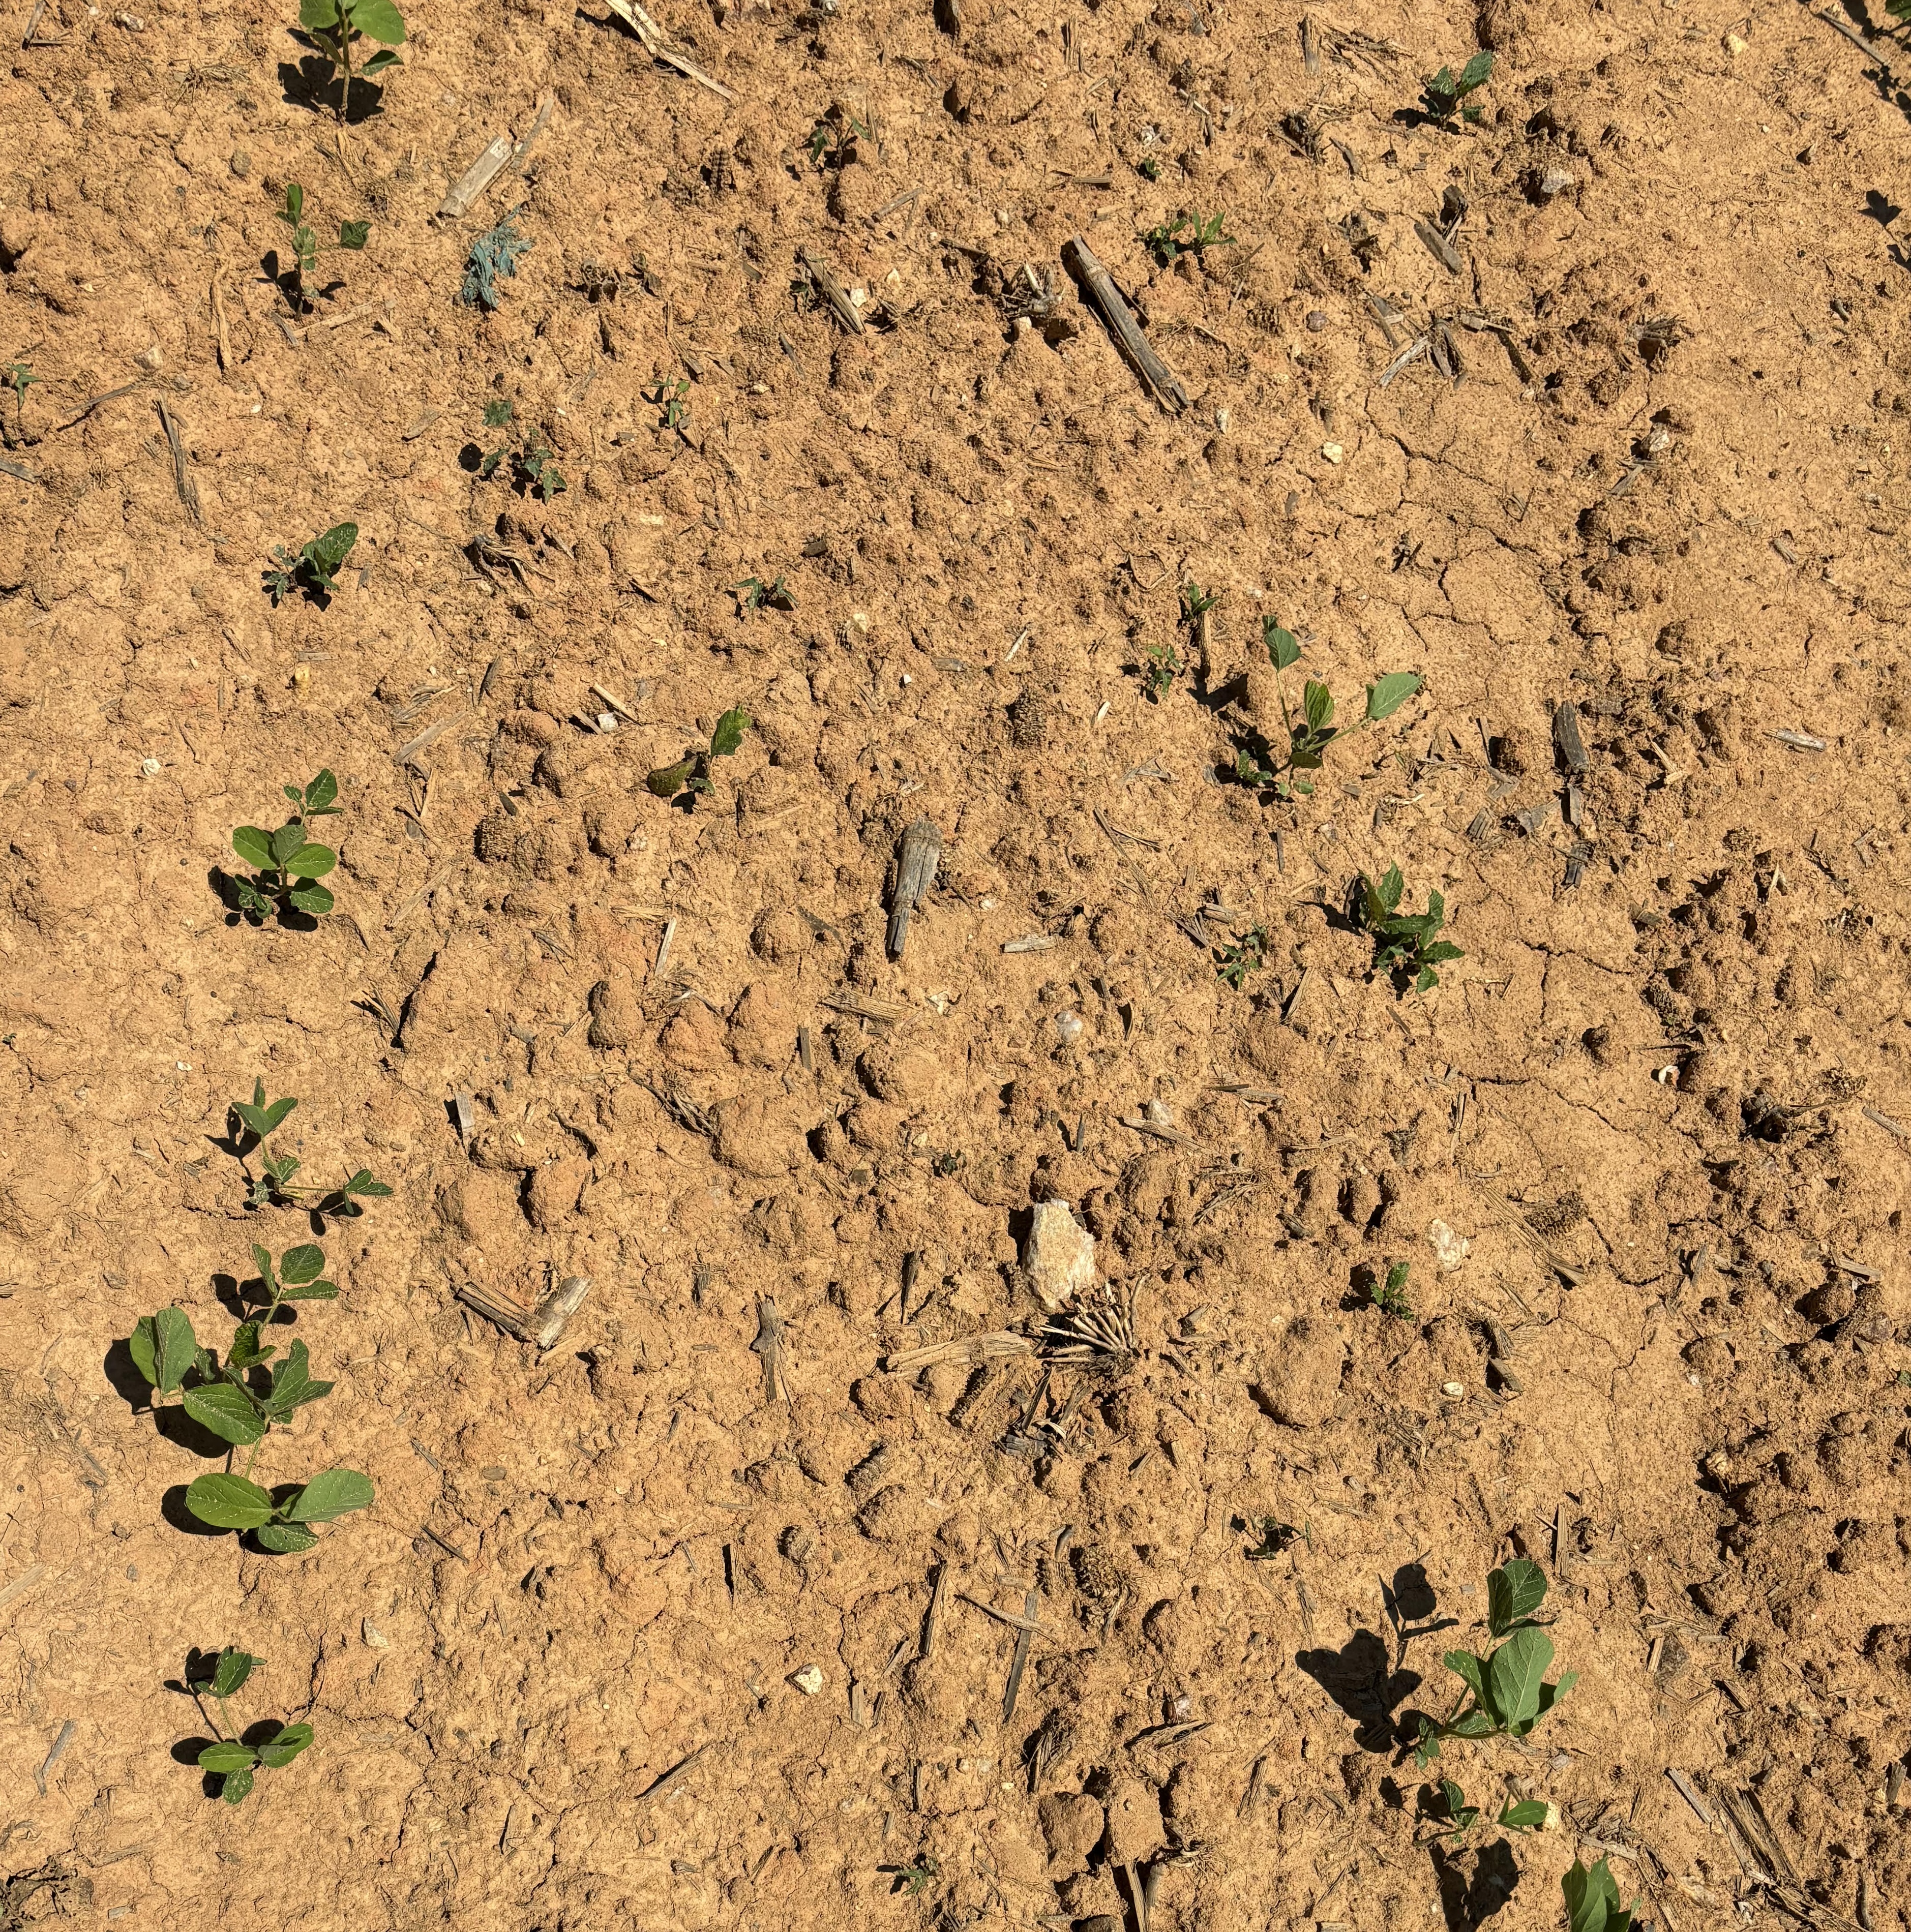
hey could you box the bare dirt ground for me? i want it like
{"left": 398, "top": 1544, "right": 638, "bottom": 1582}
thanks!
{"left": 1, "top": 0, "right": 1908, "bottom": 1926}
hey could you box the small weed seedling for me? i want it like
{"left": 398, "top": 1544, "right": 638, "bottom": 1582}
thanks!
{"left": 1242, "top": 1516, "right": 1300, "bottom": 1560}
{"left": 1214, "top": 925, "right": 1268, "bottom": 990}
{"left": 1234, "top": 618, "right": 1421, "bottom": 798}
{"left": 296, "top": 0, "right": 405, "bottom": 121}
{"left": 230, "top": 771, "right": 340, "bottom": 923}
{"left": 647, "top": 706, "right": 752, "bottom": 800}
{"left": 274, "top": 183, "right": 369, "bottom": 310}
{"left": 806, "top": 109, "right": 869, "bottom": 168}
{"left": 462, "top": 214, "right": 532, "bottom": 310}
{"left": 647, "top": 376, "right": 692, "bottom": 431}
{"left": 180, "top": 1648, "right": 314, "bottom": 1803}
{"left": 1420, "top": 50, "right": 1492, "bottom": 127}
{"left": 1140, "top": 640, "right": 1180, "bottom": 701}
{"left": 1357, "top": 865, "right": 1463, "bottom": 993}
{"left": 1564, "top": 1857, "right": 1637, "bottom": 1932}
{"left": 263, "top": 522, "right": 358, "bottom": 608}
{"left": 475, "top": 400, "right": 565, "bottom": 501}
{"left": 126, "top": 1240, "right": 373, "bottom": 1548}
{"left": 1138, "top": 155, "right": 1161, "bottom": 182}
{"left": 1141, "top": 209, "right": 1235, "bottom": 268}
{"left": 734, "top": 573, "right": 796, "bottom": 616}
{"left": 3, "top": 361, "right": 33, "bottom": 447}
{"left": 1419, "top": 1777, "right": 1552, "bottom": 1843}
{"left": 1413, "top": 1559, "right": 1575, "bottom": 1765}
{"left": 882, "top": 1854, "right": 940, "bottom": 1898}
{"left": 1367, "top": 1260, "right": 1414, "bottom": 1320}
{"left": 230, "top": 1077, "right": 392, "bottom": 1218}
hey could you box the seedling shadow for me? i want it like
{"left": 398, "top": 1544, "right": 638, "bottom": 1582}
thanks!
{"left": 102, "top": 1341, "right": 231, "bottom": 1453}
{"left": 1430, "top": 1837, "right": 1520, "bottom": 1928}
{"left": 1382, "top": 1560, "right": 1458, "bottom": 1664}
{"left": 1295, "top": 1627, "right": 1421, "bottom": 1752}
{"left": 207, "top": 866, "right": 322, "bottom": 928}
{"left": 276, "top": 53, "right": 387, "bottom": 124}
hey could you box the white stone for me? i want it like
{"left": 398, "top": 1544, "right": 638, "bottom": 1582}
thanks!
{"left": 1428, "top": 1219, "right": 1470, "bottom": 1271}
{"left": 1025, "top": 1199, "right": 1095, "bottom": 1311}
{"left": 791, "top": 1664, "right": 824, "bottom": 1696}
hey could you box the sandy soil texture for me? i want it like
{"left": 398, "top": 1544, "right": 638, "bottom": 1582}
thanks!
{"left": 1, "top": 0, "right": 1908, "bottom": 1926}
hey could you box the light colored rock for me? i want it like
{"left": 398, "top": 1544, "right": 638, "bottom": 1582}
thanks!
{"left": 1429, "top": 1218, "right": 1471, "bottom": 1271}
{"left": 791, "top": 1664, "right": 824, "bottom": 1696}
{"left": 1025, "top": 1199, "right": 1095, "bottom": 1311}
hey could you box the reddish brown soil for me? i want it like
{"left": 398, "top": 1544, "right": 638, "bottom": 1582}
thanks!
{"left": 1, "top": 0, "right": 1908, "bottom": 1927}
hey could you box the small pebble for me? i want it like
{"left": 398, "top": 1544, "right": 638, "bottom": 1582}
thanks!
{"left": 1305, "top": 309, "right": 1329, "bottom": 331}
{"left": 791, "top": 1664, "right": 824, "bottom": 1696}
{"left": 1055, "top": 1010, "right": 1083, "bottom": 1046}
{"left": 1440, "top": 1380, "right": 1464, "bottom": 1399}
{"left": 1321, "top": 441, "right": 1345, "bottom": 464}
{"left": 1724, "top": 31, "right": 1746, "bottom": 54}
{"left": 139, "top": 757, "right": 162, "bottom": 777}
{"left": 362, "top": 1620, "right": 389, "bottom": 1649}
{"left": 135, "top": 344, "right": 163, "bottom": 371}
{"left": 229, "top": 149, "right": 251, "bottom": 178}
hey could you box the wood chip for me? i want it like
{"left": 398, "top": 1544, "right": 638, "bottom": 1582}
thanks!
{"left": 800, "top": 247, "right": 865, "bottom": 334}
{"left": 882, "top": 1332, "right": 1035, "bottom": 1374}
{"left": 1771, "top": 729, "right": 1827, "bottom": 752}
{"left": 1666, "top": 1767, "right": 1713, "bottom": 1827}
{"left": 1061, "top": 234, "right": 1188, "bottom": 411}
{"left": 602, "top": 0, "right": 736, "bottom": 99}
{"left": 886, "top": 816, "right": 942, "bottom": 958}
{"left": 1552, "top": 700, "right": 1589, "bottom": 772}
{"left": 456, "top": 1275, "right": 592, "bottom": 1349}
{"left": 1413, "top": 219, "right": 1464, "bottom": 274}
{"left": 437, "top": 135, "right": 513, "bottom": 221}
{"left": 634, "top": 1742, "right": 710, "bottom": 1807}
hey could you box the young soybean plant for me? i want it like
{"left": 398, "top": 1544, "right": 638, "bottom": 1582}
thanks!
{"left": 1563, "top": 1857, "right": 1637, "bottom": 1932}
{"left": 184, "top": 1648, "right": 314, "bottom": 1804}
{"left": 298, "top": 0, "right": 405, "bottom": 122}
{"left": 1235, "top": 617, "right": 1421, "bottom": 799}
{"left": 231, "top": 771, "right": 340, "bottom": 924}
{"left": 274, "top": 184, "right": 369, "bottom": 311}
{"left": 1413, "top": 1559, "right": 1575, "bottom": 1765}
{"left": 1356, "top": 865, "right": 1463, "bottom": 993}
{"left": 1420, "top": 1776, "right": 1552, "bottom": 1843}
{"left": 126, "top": 1241, "right": 374, "bottom": 1551}
{"left": 230, "top": 1077, "right": 392, "bottom": 1219}
{"left": 263, "top": 523, "right": 358, "bottom": 608}
{"left": 647, "top": 706, "right": 751, "bottom": 800}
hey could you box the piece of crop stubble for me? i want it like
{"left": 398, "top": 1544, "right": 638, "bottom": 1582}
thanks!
{"left": 887, "top": 816, "right": 941, "bottom": 957}
{"left": 456, "top": 1275, "right": 592, "bottom": 1349}
{"left": 1061, "top": 236, "right": 1188, "bottom": 411}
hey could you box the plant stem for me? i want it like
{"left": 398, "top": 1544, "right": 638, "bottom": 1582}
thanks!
{"left": 335, "top": 21, "right": 351, "bottom": 122}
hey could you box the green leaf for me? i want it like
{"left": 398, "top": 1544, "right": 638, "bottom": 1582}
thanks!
{"left": 483, "top": 400, "right": 514, "bottom": 428}
{"left": 232, "top": 826, "right": 274, "bottom": 870}
{"left": 224, "top": 1322, "right": 271, "bottom": 1371}
{"left": 1443, "top": 1648, "right": 1488, "bottom": 1707}
{"left": 348, "top": 0, "right": 407, "bottom": 43}
{"left": 646, "top": 758, "right": 696, "bottom": 798}
{"left": 129, "top": 1316, "right": 158, "bottom": 1386}
{"left": 283, "top": 842, "right": 334, "bottom": 880}
{"left": 1488, "top": 1558, "right": 1548, "bottom": 1637}
{"left": 278, "top": 1279, "right": 339, "bottom": 1302}
{"left": 255, "top": 1522, "right": 319, "bottom": 1553}
{"left": 304, "top": 770, "right": 339, "bottom": 811}
{"left": 299, "top": 0, "right": 344, "bottom": 25}
{"left": 261, "top": 1096, "right": 298, "bottom": 1135}
{"left": 1414, "top": 965, "right": 1439, "bottom": 994}
{"left": 709, "top": 706, "right": 752, "bottom": 758}
{"left": 286, "top": 1468, "right": 374, "bottom": 1523}
{"left": 252, "top": 1244, "right": 277, "bottom": 1289}
{"left": 1423, "top": 941, "right": 1464, "bottom": 964}
{"left": 1458, "top": 49, "right": 1493, "bottom": 93}
{"left": 279, "top": 1244, "right": 325, "bottom": 1286}
{"left": 1263, "top": 621, "right": 1301, "bottom": 668}
{"left": 220, "top": 1763, "right": 256, "bottom": 1803}
{"left": 1445, "top": 1709, "right": 1497, "bottom": 1738}
{"left": 359, "top": 45, "right": 401, "bottom": 72}
{"left": 186, "top": 1473, "right": 276, "bottom": 1531}
{"left": 1564, "top": 1857, "right": 1631, "bottom": 1932}
{"left": 264, "top": 1342, "right": 332, "bottom": 1420}
{"left": 1364, "top": 671, "right": 1423, "bottom": 722}
{"left": 211, "top": 1647, "right": 259, "bottom": 1698}
{"left": 283, "top": 183, "right": 305, "bottom": 224}
{"left": 183, "top": 1383, "right": 266, "bottom": 1447}
{"left": 270, "top": 822, "right": 306, "bottom": 867}
{"left": 1534, "top": 1671, "right": 1577, "bottom": 1723}
{"left": 198, "top": 1741, "right": 258, "bottom": 1773}
{"left": 257, "top": 1722, "right": 314, "bottom": 1768}
{"left": 303, "top": 523, "right": 359, "bottom": 574}
{"left": 1499, "top": 1799, "right": 1550, "bottom": 1831}
{"left": 153, "top": 1307, "right": 198, "bottom": 1394}
{"left": 342, "top": 1171, "right": 392, "bottom": 1197}
{"left": 1302, "top": 679, "right": 1335, "bottom": 734}
{"left": 337, "top": 221, "right": 370, "bottom": 251}
{"left": 288, "top": 883, "right": 335, "bottom": 915}
{"left": 1485, "top": 1626, "right": 1554, "bottom": 1729}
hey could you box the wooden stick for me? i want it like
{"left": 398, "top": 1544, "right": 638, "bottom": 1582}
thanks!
{"left": 154, "top": 398, "right": 201, "bottom": 526}
{"left": 602, "top": 0, "right": 736, "bottom": 100}
{"left": 1061, "top": 235, "right": 1188, "bottom": 411}
{"left": 799, "top": 247, "right": 865, "bottom": 335}
{"left": 886, "top": 816, "right": 940, "bottom": 956}
{"left": 210, "top": 271, "right": 234, "bottom": 372}
{"left": 438, "top": 135, "right": 512, "bottom": 221}
{"left": 456, "top": 1275, "right": 591, "bottom": 1349}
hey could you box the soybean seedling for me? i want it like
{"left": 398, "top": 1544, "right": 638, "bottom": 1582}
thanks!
{"left": 3, "top": 361, "right": 34, "bottom": 447}
{"left": 1412, "top": 1558, "right": 1575, "bottom": 1765}
{"left": 1564, "top": 1857, "right": 1637, "bottom": 1932}
{"left": 180, "top": 1648, "right": 314, "bottom": 1804}
{"left": 273, "top": 183, "right": 369, "bottom": 311}
{"left": 229, "top": 1077, "right": 392, "bottom": 1219}
{"left": 1140, "top": 640, "right": 1180, "bottom": 701}
{"left": 263, "top": 522, "right": 358, "bottom": 608}
{"left": 474, "top": 400, "right": 565, "bottom": 501}
{"left": 296, "top": 0, "right": 405, "bottom": 122}
{"left": 1356, "top": 864, "right": 1464, "bottom": 994}
{"left": 647, "top": 705, "right": 752, "bottom": 800}
{"left": 881, "top": 1854, "right": 940, "bottom": 1898}
{"left": 1140, "top": 209, "right": 1235, "bottom": 268}
{"left": 646, "top": 376, "right": 692, "bottom": 431}
{"left": 1418, "top": 1777, "right": 1552, "bottom": 1844}
{"left": 230, "top": 771, "right": 340, "bottom": 924}
{"left": 1367, "top": 1260, "right": 1414, "bottom": 1320}
{"left": 125, "top": 1242, "right": 374, "bottom": 1549}
{"left": 1234, "top": 618, "right": 1422, "bottom": 799}
{"left": 1420, "top": 50, "right": 1492, "bottom": 127}
{"left": 1215, "top": 925, "right": 1268, "bottom": 990}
